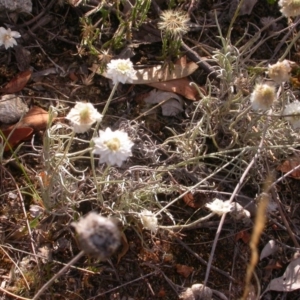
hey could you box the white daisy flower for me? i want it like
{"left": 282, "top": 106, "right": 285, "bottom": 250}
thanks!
{"left": 66, "top": 102, "right": 103, "bottom": 133}
{"left": 250, "top": 83, "right": 276, "bottom": 111}
{"left": 139, "top": 209, "right": 158, "bottom": 233}
{"left": 268, "top": 60, "right": 291, "bottom": 84}
{"left": 92, "top": 128, "right": 134, "bottom": 166}
{"left": 283, "top": 101, "right": 300, "bottom": 129}
{"left": 0, "top": 27, "right": 21, "bottom": 49}
{"left": 205, "top": 198, "right": 232, "bottom": 216}
{"left": 106, "top": 59, "right": 136, "bottom": 85}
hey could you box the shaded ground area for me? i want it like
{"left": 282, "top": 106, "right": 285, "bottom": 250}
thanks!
{"left": 1, "top": 0, "right": 300, "bottom": 299}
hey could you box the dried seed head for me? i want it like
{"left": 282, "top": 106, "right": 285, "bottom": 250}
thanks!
{"left": 279, "top": 0, "right": 300, "bottom": 17}
{"left": 180, "top": 283, "right": 212, "bottom": 300}
{"left": 268, "top": 60, "right": 291, "bottom": 84}
{"left": 260, "top": 17, "right": 278, "bottom": 31}
{"left": 157, "top": 10, "right": 190, "bottom": 38}
{"left": 72, "top": 212, "right": 121, "bottom": 259}
{"left": 250, "top": 83, "right": 276, "bottom": 111}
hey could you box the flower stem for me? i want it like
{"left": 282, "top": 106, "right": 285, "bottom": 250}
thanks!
{"left": 102, "top": 83, "right": 119, "bottom": 117}
{"left": 90, "top": 144, "right": 104, "bottom": 204}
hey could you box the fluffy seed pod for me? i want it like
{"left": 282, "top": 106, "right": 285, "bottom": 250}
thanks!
{"left": 283, "top": 101, "right": 300, "bottom": 129}
{"left": 250, "top": 83, "right": 276, "bottom": 111}
{"left": 268, "top": 60, "right": 291, "bottom": 84}
{"left": 279, "top": 0, "right": 300, "bottom": 17}
{"left": 180, "top": 283, "right": 212, "bottom": 300}
{"left": 72, "top": 212, "right": 121, "bottom": 260}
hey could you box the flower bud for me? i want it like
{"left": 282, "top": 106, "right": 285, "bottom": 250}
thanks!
{"left": 139, "top": 209, "right": 158, "bottom": 233}
{"left": 72, "top": 212, "right": 120, "bottom": 259}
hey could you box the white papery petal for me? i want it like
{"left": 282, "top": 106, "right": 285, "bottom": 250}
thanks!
{"left": 92, "top": 128, "right": 134, "bottom": 167}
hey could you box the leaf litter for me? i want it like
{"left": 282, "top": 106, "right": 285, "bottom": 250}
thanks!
{"left": 1, "top": 1, "right": 300, "bottom": 300}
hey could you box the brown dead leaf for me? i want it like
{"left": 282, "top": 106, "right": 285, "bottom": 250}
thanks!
{"left": 181, "top": 190, "right": 208, "bottom": 209}
{"left": 117, "top": 232, "right": 129, "bottom": 264}
{"left": 1, "top": 127, "right": 33, "bottom": 151}
{"left": 18, "top": 106, "right": 49, "bottom": 131}
{"left": 157, "top": 287, "right": 166, "bottom": 298}
{"left": 182, "top": 191, "right": 197, "bottom": 208}
{"left": 148, "top": 78, "right": 204, "bottom": 101}
{"left": 91, "top": 60, "right": 198, "bottom": 84}
{"left": 69, "top": 71, "right": 79, "bottom": 82}
{"left": 176, "top": 264, "right": 194, "bottom": 278}
{"left": 277, "top": 155, "right": 300, "bottom": 179}
{"left": 1, "top": 106, "right": 49, "bottom": 151}
{"left": 264, "top": 261, "right": 283, "bottom": 270}
{"left": 235, "top": 230, "right": 251, "bottom": 244}
{"left": 0, "top": 70, "right": 32, "bottom": 94}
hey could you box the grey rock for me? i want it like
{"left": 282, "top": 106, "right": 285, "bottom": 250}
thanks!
{"left": 0, "top": 94, "right": 29, "bottom": 124}
{"left": 0, "top": 0, "right": 32, "bottom": 13}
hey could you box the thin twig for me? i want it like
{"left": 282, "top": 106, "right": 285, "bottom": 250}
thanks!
{"left": 181, "top": 41, "right": 219, "bottom": 80}
{"left": 270, "top": 188, "right": 300, "bottom": 248}
{"left": 86, "top": 271, "right": 157, "bottom": 299}
{"left": 18, "top": 0, "right": 57, "bottom": 28}
{"left": 2, "top": 167, "right": 39, "bottom": 269}
{"left": 172, "top": 234, "right": 236, "bottom": 282}
{"left": 32, "top": 251, "right": 85, "bottom": 300}
{"left": 203, "top": 110, "right": 272, "bottom": 286}
{"left": 0, "top": 286, "right": 31, "bottom": 300}
{"left": 159, "top": 213, "right": 215, "bottom": 231}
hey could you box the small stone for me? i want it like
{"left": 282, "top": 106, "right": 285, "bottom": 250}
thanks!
{"left": 0, "top": 94, "right": 29, "bottom": 124}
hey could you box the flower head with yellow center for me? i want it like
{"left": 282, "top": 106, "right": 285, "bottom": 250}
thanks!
{"left": 66, "top": 102, "right": 103, "bottom": 133}
{"left": 250, "top": 83, "right": 276, "bottom": 111}
{"left": 92, "top": 128, "right": 134, "bottom": 166}
{"left": 106, "top": 58, "right": 136, "bottom": 85}
{"left": 0, "top": 27, "right": 21, "bottom": 49}
{"left": 157, "top": 10, "right": 190, "bottom": 38}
